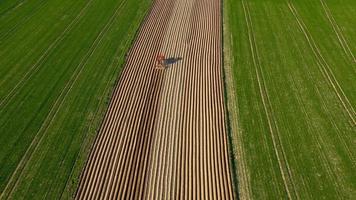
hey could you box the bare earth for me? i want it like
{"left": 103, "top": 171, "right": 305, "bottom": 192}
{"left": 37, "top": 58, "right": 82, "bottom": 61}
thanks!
{"left": 75, "top": 0, "right": 234, "bottom": 199}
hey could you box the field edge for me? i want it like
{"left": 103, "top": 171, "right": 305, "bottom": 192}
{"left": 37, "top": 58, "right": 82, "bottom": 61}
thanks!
{"left": 58, "top": 1, "right": 153, "bottom": 199}
{"left": 222, "top": 0, "right": 249, "bottom": 199}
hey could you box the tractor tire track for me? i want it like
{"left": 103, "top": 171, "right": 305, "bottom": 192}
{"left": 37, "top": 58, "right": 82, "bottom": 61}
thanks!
{"left": 0, "top": 0, "right": 27, "bottom": 18}
{"left": 0, "top": 0, "right": 95, "bottom": 108}
{"left": 0, "top": 1, "right": 128, "bottom": 198}
{"left": 0, "top": 0, "right": 48, "bottom": 40}
{"left": 241, "top": 0, "right": 299, "bottom": 199}
{"left": 319, "top": 0, "right": 356, "bottom": 64}
{"left": 287, "top": 2, "right": 356, "bottom": 125}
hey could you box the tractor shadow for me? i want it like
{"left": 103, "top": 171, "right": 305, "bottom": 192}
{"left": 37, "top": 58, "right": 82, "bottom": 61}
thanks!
{"left": 164, "top": 57, "right": 182, "bottom": 68}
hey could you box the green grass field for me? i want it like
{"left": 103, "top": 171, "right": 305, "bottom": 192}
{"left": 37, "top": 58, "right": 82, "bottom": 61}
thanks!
{"left": 224, "top": 0, "right": 355, "bottom": 199}
{"left": 0, "top": 0, "right": 151, "bottom": 199}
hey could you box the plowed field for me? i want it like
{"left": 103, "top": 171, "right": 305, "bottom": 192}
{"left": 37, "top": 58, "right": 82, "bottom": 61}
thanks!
{"left": 76, "top": 0, "right": 234, "bottom": 199}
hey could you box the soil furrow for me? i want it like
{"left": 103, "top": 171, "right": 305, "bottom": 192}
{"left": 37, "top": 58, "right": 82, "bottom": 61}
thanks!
{"left": 75, "top": 0, "right": 234, "bottom": 199}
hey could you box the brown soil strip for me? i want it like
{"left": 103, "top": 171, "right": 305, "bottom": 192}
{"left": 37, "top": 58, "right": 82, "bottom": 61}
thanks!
{"left": 75, "top": 0, "right": 234, "bottom": 199}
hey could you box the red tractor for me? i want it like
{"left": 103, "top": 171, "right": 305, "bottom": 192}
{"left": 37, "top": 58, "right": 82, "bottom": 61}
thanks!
{"left": 155, "top": 54, "right": 165, "bottom": 70}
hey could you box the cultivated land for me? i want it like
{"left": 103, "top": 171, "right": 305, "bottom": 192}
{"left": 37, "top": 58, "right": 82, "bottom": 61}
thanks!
{"left": 1, "top": 0, "right": 355, "bottom": 199}
{"left": 76, "top": 0, "right": 234, "bottom": 199}
{"left": 0, "top": 0, "right": 151, "bottom": 199}
{"left": 225, "top": 0, "right": 355, "bottom": 199}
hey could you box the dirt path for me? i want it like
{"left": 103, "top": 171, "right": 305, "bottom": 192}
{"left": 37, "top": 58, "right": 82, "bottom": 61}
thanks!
{"left": 75, "top": 0, "right": 234, "bottom": 199}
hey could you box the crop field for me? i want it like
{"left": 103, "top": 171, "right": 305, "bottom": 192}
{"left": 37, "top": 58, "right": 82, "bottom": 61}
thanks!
{"left": 224, "top": 0, "right": 355, "bottom": 199}
{"left": 1, "top": 0, "right": 355, "bottom": 199}
{"left": 0, "top": 0, "right": 151, "bottom": 199}
{"left": 75, "top": 0, "right": 234, "bottom": 199}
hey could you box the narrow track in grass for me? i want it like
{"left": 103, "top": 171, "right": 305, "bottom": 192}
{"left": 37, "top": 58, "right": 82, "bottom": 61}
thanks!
{"left": 241, "top": 0, "right": 298, "bottom": 199}
{"left": 287, "top": 2, "right": 356, "bottom": 125}
{"left": 0, "top": 0, "right": 129, "bottom": 198}
{"left": 0, "top": 0, "right": 27, "bottom": 18}
{"left": 225, "top": 0, "right": 356, "bottom": 198}
{"left": 0, "top": 0, "right": 94, "bottom": 108}
{"left": 0, "top": 0, "right": 152, "bottom": 197}
{"left": 288, "top": 0, "right": 356, "bottom": 166}
{"left": 76, "top": 0, "right": 234, "bottom": 199}
{"left": 319, "top": 0, "right": 356, "bottom": 64}
{"left": 0, "top": 0, "right": 49, "bottom": 40}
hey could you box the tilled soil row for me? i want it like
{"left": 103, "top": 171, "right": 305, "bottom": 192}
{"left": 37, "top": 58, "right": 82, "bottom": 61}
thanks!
{"left": 75, "top": 0, "right": 234, "bottom": 199}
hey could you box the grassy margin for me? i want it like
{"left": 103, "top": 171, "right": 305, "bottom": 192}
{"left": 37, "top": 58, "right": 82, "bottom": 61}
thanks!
{"left": 222, "top": 0, "right": 250, "bottom": 199}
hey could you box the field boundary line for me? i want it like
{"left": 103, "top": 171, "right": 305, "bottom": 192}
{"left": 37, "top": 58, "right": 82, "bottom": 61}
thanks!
{"left": 58, "top": 48, "right": 118, "bottom": 200}
{"left": 287, "top": 2, "right": 356, "bottom": 125}
{"left": 59, "top": 2, "right": 153, "bottom": 199}
{"left": 75, "top": 0, "right": 175, "bottom": 198}
{"left": 0, "top": 0, "right": 94, "bottom": 109}
{"left": 77, "top": 2, "right": 173, "bottom": 198}
{"left": 241, "top": 1, "right": 299, "bottom": 199}
{"left": 319, "top": 0, "right": 356, "bottom": 64}
{"left": 222, "top": 0, "right": 250, "bottom": 199}
{"left": 0, "top": 1, "right": 127, "bottom": 198}
{"left": 43, "top": 1, "right": 131, "bottom": 195}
